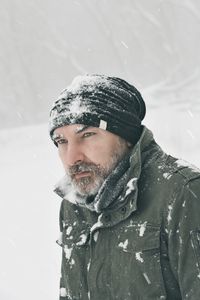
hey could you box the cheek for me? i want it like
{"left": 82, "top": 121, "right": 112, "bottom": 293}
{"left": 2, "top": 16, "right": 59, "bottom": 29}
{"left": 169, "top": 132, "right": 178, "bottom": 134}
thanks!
{"left": 85, "top": 142, "right": 114, "bottom": 167}
{"left": 58, "top": 148, "right": 64, "bottom": 159}
{"left": 58, "top": 148, "right": 68, "bottom": 167}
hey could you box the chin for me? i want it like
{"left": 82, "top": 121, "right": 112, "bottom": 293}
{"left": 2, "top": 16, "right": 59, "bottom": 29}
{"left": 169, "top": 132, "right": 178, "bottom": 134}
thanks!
{"left": 72, "top": 175, "right": 105, "bottom": 197}
{"left": 76, "top": 182, "right": 102, "bottom": 197}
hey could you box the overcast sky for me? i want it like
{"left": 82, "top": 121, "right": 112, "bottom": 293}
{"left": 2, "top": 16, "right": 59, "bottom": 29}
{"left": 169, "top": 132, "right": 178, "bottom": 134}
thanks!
{"left": 1, "top": 0, "right": 200, "bottom": 128}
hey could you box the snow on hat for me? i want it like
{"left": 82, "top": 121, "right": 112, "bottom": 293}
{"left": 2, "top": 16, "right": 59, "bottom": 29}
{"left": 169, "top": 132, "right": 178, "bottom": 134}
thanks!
{"left": 49, "top": 74, "right": 146, "bottom": 146}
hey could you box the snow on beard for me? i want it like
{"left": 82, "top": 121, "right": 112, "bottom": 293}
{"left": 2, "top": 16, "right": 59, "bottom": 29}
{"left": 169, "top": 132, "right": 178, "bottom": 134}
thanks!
{"left": 66, "top": 145, "right": 126, "bottom": 197}
{"left": 67, "top": 161, "right": 107, "bottom": 196}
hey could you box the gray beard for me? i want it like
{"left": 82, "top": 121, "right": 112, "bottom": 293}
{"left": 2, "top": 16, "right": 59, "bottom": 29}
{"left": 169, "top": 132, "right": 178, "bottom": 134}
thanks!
{"left": 68, "top": 150, "right": 131, "bottom": 213}
{"left": 67, "top": 146, "right": 129, "bottom": 198}
{"left": 53, "top": 147, "right": 138, "bottom": 214}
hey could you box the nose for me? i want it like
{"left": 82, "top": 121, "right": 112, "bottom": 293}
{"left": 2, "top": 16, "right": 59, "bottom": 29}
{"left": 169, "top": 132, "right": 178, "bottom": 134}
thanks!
{"left": 61, "top": 143, "right": 85, "bottom": 167}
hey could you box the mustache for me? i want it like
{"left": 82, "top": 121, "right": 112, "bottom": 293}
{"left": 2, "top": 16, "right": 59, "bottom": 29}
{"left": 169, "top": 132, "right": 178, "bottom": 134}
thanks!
{"left": 68, "top": 162, "right": 100, "bottom": 176}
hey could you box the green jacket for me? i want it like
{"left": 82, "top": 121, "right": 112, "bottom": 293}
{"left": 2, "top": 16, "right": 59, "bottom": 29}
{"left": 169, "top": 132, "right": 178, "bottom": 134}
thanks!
{"left": 54, "top": 126, "right": 200, "bottom": 300}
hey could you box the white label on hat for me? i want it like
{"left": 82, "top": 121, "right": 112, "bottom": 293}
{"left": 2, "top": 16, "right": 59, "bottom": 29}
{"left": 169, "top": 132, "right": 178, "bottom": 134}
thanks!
{"left": 99, "top": 120, "right": 107, "bottom": 130}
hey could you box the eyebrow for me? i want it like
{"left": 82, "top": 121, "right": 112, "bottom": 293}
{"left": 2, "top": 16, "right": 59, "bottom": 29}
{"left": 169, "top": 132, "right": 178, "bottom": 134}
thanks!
{"left": 52, "top": 133, "right": 64, "bottom": 142}
{"left": 52, "top": 126, "right": 90, "bottom": 141}
{"left": 75, "top": 125, "right": 90, "bottom": 134}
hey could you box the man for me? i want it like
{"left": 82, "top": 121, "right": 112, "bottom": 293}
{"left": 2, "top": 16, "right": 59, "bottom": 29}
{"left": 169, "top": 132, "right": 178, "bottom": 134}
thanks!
{"left": 49, "top": 74, "right": 200, "bottom": 300}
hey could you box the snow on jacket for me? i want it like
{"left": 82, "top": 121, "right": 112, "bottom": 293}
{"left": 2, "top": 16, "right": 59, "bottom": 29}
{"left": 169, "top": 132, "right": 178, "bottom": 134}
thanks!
{"left": 54, "top": 126, "right": 200, "bottom": 300}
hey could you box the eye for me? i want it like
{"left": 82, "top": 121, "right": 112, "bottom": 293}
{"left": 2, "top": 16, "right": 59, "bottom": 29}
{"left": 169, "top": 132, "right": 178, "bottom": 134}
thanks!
{"left": 82, "top": 132, "right": 96, "bottom": 138}
{"left": 57, "top": 138, "right": 68, "bottom": 145}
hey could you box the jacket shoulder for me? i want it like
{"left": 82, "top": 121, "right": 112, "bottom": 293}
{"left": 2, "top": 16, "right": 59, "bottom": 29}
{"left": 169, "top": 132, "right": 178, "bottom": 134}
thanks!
{"left": 164, "top": 156, "right": 200, "bottom": 183}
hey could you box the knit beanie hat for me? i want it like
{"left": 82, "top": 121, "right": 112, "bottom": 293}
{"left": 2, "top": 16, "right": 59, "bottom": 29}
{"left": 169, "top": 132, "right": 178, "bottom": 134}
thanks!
{"left": 49, "top": 74, "right": 146, "bottom": 146}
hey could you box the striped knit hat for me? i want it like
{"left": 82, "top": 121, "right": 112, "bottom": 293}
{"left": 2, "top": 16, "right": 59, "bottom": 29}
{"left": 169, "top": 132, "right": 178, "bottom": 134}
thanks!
{"left": 49, "top": 74, "right": 146, "bottom": 146}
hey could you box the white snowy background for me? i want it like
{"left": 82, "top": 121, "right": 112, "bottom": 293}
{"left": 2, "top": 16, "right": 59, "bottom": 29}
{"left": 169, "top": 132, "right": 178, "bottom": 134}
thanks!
{"left": 0, "top": 1, "right": 200, "bottom": 299}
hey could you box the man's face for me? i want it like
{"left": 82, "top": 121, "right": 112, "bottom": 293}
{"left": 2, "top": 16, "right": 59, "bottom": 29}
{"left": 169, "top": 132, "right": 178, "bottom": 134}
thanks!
{"left": 53, "top": 124, "right": 130, "bottom": 196}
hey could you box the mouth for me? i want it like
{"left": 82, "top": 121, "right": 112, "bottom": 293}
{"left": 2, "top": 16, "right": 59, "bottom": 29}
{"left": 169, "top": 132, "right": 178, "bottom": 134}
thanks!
{"left": 74, "top": 171, "right": 92, "bottom": 180}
